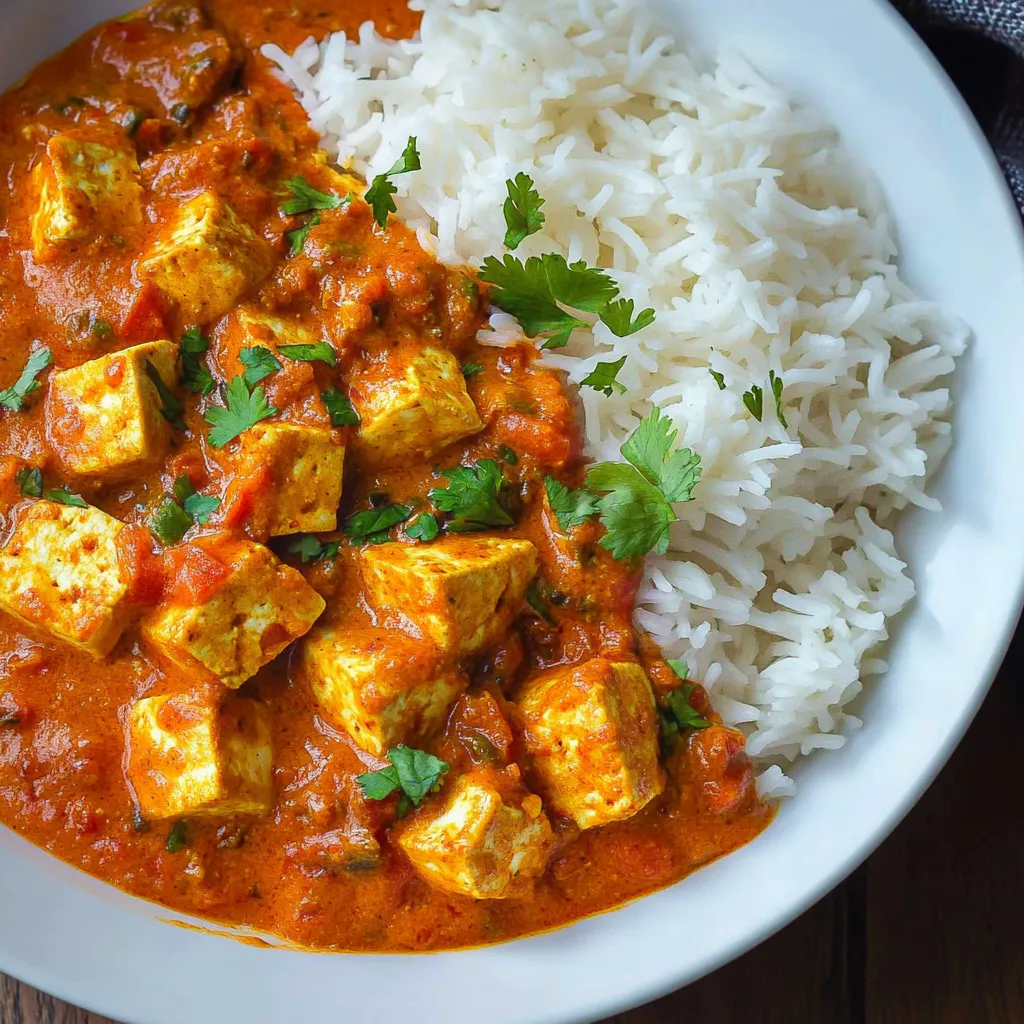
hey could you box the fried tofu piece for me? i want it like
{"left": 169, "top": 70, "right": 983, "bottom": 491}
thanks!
{"left": 301, "top": 621, "right": 467, "bottom": 757}
{"left": 141, "top": 536, "right": 325, "bottom": 688}
{"left": 235, "top": 422, "right": 345, "bottom": 536}
{"left": 397, "top": 767, "right": 552, "bottom": 899}
{"left": 128, "top": 691, "right": 272, "bottom": 820}
{"left": 515, "top": 658, "right": 664, "bottom": 830}
{"left": 30, "top": 131, "right": 143, "bottom": 261}
{"left": 361, "top": 536, "right": 538, "bottom": 656}
{"left": 47, "top": 340, "right": 179, "bottom": 480}
{"left": 0, "top": 500, "right": 128, "bottom": 656}
{"left": 351, "top": 347, "right": 482, "bottom": 463}
{"left": 139, "top": 192, "right": 275, "bottom": 324}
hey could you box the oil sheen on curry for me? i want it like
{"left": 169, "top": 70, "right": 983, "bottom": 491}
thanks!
{"left": 0, "top": 0, "right": 771, "bottom": 951}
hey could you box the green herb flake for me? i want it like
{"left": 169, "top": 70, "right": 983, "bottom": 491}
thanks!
{"left": 286, "top": 212, "right": 320, "bottom": 257}
{"left": 287, "top": 534, "right": 341, "bottom": 563}
{"left": 148, "top": 494, "right": 193, "bottom": 546}
{"left": 742, "top": 383, "right": 764, "bottom": 422}
{"left": 344, "top": 503, "right": 413, "bottom": 541}
{"left": 709, "top": 368, "right": 727, "bottom": 391}
{"left": 525, "top": 580, "right": 555, "bottom": 625}
{"left": 660, "top": 683, "right": 712, "bottom": 739}
{"left": 322, "top": 387, "right": 360, "bottom": 427}
{"left": 0, "top": 348, "right": 52, "bottom": 412}
{"left": 278, "top": 341, "right": 336, "bottom": 367}
{"left": 356, "top": 745, "right": 450, "bottom": 810}
{"left": 91, "top": 318, "right": 114, "bottom": 341}
{"left": 280, "top": 176, "right": 347, "bottom": 216}
{"left": 166, "top": 820, "right": 188, "bottom": 853}
{"left": 581, "top": 355, "right": 627, "bottom": 397}
{"left": 544, "top": 476, "right": 599, "bottom": 532}
{"left": 173, "top": 475, "right": 220, "bottom": 526}
{"left": 144, "top": 359, "right": 186, "bottom": 431}
{"left": 598, "top": 298, "right": 655, "bottom": 338}
{"left": 44, "top": 486, "right": 88, "bottom": 508}
{"left": 204, "top": 376, "right": 278, "bottom": 448}
{"left": 16, "top": 467, "right": 43, "bottom": 497}
{"left": 769, "top": 369, "right": 788, "bottom": 428}
{"left": 428, "top": 460, "right": 515, "bottom": 532}
{"left": 0, "top": 715, "right": 20, "bottom": 727}
{"left": 461, "top": 362, "right": 483, "bottom": 378}
{"left": 503, "top": 172, "right": 546, "bottom": 250}
{"left": 180, "top": 327, "right": 214, "bottom": 396}
{"left": 239, "top": 346, "right": 282, "bottom": 388}
{"left": 405, "top": 513, "right": 440, "bottom": 543}
{"left": 364, "top": 136, "right": 421, "bottom": 229}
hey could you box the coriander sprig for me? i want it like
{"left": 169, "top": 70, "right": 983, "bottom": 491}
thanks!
{"left": 204, "top": 376, "right": 277, "bottom": 448}
{"left": 357, "top": 745, "right": 450, "bottom": 816}
{"left": 0, "top": 348, "right": 51, "bottom": 412}
{"left": 364, "top": 137, "right": 421, "bottom": 229}
{"left": 503, "top": 172, "right": 545, "bottom": 250}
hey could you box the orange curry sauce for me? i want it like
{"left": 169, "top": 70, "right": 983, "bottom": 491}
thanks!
{"left": 0, "top": 1, "right": 772, "bottom": 950}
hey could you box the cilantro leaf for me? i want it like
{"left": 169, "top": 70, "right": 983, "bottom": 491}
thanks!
{"left": 344, "top": 503, "right": 412, "bottom": 540}
{"left": 286, "top": 212, "right": 320, "bottom": 257}
{"left": 742, "top": 383, "right": 764, "bottom": 422}
{"left": 0, "top": 348, "right": 52, "bottom": 412}
{"left": 709, "top": 368, "right": 727, "bottom": 391}
{"left": 147, "top": 495, "right": 193, "bottom": 546}
{"left": 581, "top": 355, "right": 627, "bottom": 397}
{"left": 44, "top": 486, "right": 88, "bottom": 508}
{"left": 525, "top": 580, "right": 555, "bottom": 625}
{"left": 503, "top": 172, "right": 546, "bottom": 250}
{"left": 620, "top": 406, "right": 701, "bottom": 504}
{"left": 660, "top": 683, "right": 712, "bottom": 739}
{"left": 461, "top": 362, "right": 483, "bottom": 378}
{"left": 16, "top": 467, "right": 42, "bottom": 497}
{"left": 769, "top": 369, "right": 788, "bottom": 428}
{"left": 322, "top": 387, "right": 359, "bottom": 426}
{"left": 357, "top": 745, "right": 449, "bottom": 809}
{"left": 598, "top": 298, "right": 655, "bottom": 338}
{"left": 667, "top": 658, "right": 689, "bottom": 680}
{"left": 406, "top": 513, "right": 439, "bottom": 542}
{"left": 364, "top": 136, "right": 421, "bottom": 229}
{"left": 144, "top": 359, "right": 185, "bottom": 431}
{"left": 278, "top": 341, "right": 336, "bottom": 367}
{"left": 428, "top": 460, "right": 515, "bottom": 532}
{"left": 173, "top": 476, "right": 220, "bottom": 525}
{"left": 180, "top": 327, "right": 214, "bottom": 396}
{"left": 166, "top": 820, "right": 188, "bottom": 853}
{"left": 239, "top": 346, "right": 282, "bottom": 388}
{"left": 287, "top": 534, "right": 340, "bottom": 563}
{"left": 478, "top": 253, "right": 618, "bottom": 349}
{"left": 204, "top": 376, "right": 277, "bottom": 448}
{"left": 585, "top": 462, "right": 675, "bottom": 558}
{"left": 280, "top": 176, "right": 346, "bottom": 215}
{"left": 544, "top": 476, "right": 599, "bottom": 532}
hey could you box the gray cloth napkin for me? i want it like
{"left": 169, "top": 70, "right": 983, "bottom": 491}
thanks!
{"left": 893, "top": 0, "right": 1024, "bottom": 210}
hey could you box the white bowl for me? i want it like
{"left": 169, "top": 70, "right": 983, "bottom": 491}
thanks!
{"left": 2, "top": 1, "right": 1022, "bottom": 1022}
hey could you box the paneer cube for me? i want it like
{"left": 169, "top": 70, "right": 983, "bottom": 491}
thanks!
{"left": 351, "top": 347, "right": 482, "bottom": 462}
{"left": 30, "top": 130, "right": 143, "bottom": 261}
{"left": 139, "top": 192, "right": 274, "bottom": 324}
{"left": 235, "top": 422, "right": 345, "bottom": 536}
{"left": 397, "top": 767, "right": 552, "bottom": 899}
{"left": 0, "top": 500, "right": 128, "bottom": 656}
{"left": 361, "top": 536, "right": 538, "bottom": 656}
{"left": 514, "top": 658, "right": 664, "bottom": 829}
{"left": 141, "top": 536, "right": 325, "bottom": 688}
{"left": 301, "top": 622, "right": 467, "bottom": 757}
{"left": 47, "top": 340, "right": 180, "bottom": 480}
{"left": 236, "top": 307, "right": 317, "bottom": 349}
{"left": 128, "top": 690, "right": 272, "bottom": 820}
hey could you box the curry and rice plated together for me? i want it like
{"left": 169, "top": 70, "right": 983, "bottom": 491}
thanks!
{"left": 0, "top": 0, "right": 962, "bottom": 950}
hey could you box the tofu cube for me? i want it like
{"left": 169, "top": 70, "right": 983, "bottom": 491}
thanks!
{"left": 397, "top": 768, "right": 552, "bottom": 899}
{"left": 235, "top": 421, "right": 345, "bottom": 536}
{"left": 0, "top": 500, "right": 128, "bottom": 656}
{"left": 141, "top": 537, "right": 325, "bottom": 688}
{"left": 361, "top": 536, "right": 538, "bottom": 657}
{"left": 301, "top": 622, "right": 467, "bottom": 757}
{"left": 47, "top": 340, "right": 180, "bottom": 480}
{"left": 128, "top": 691, "right": 272, "bottom": 820}
{"left": 351, "top": 347, "right": 483, "bottom": 462}
{"left": 30, "top": 131, "right": 143, "bottom": 260}
{"left": 139, "top": 192, "right": 275, "bottom": 324}
{"left": 514, "top": 658, "right": 664, "bottom": 830}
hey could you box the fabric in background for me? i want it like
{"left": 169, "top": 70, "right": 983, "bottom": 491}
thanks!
{"left": 893, "top": 0, "right": 1024, "bottom": 211}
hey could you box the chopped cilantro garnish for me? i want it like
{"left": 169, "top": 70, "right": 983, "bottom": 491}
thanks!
{"left": 204, "top": 376, "right": 277, "bottom": 448}
{"left": 0, "top": 348, "right": 52, "bottom": 412}
{"left": 428, "top": 460, "right": 515, "bottom": 532}
{"left": 166, "top": 820, "right": 188, "bottom": 853}
{"left": 525, "top": 580, "right": 555, "bottom": 625}
{"left": 660, "top": 683, "right": 712, "bottom": 739}
{"left": 599, "top": 298, "right": 655, "bottom": 338}
{"left": 173, "top": 475, "right": 220, "bottom": 525}
{"left": 278, "top": 341, "right": 336, "bottom": 367}
{"left": 667, "top": 658, "right": 689, "bottom": 680}
{"left": 15, "top": 467, "right": 42, "bottom": 498}
{"left": 180, "top": 327, "right": 214, "bottom": 395}
{"left": 286, "top": 212, "right": 320, "bottom": 256}
{"left": 356, "top": 745, "right": 449, "bottom": 813}
{"left": 503, "top": 172, "right": 546, "bottom": 250}
{"left": 344, "top": 503, "right": 412, "bottom": 540}
{"left": 287, "top": 534, "right": 340, "bottom": 563}
{"left": 280, "top": 176, "right": 347, "bottom": 216}
{"left": 742, "top": 383, "right": 764, "bottom": 422}
{"left": 44, "top": 486, "right": 88, "bottom": 508}
{"left": 769, "top": 369, "right": 788, "bottom": 428}
{"left": 147, "top": 495, "right": 193, "bottom": 546}
{"left": 144, "top": 359, "right": 185, "bottom": 431}
{"left": 544, "top": 476, "right": 599, "bottom": 532}
{"left": 581, "top": 355, "right": 627, "bottom": 396}
{"left": 364, "top": 137, "right": 421, "bottom": 229}
{"left": 498, "top": 445, "right": 517, "bottom": 465}
{"left": 239, "top": 346, "right": 282, "bottom": 388}
{"left": 709, "top": 368, "right": 727, "bottom": 391}
{"left": 405, "top": 512, "right": 439, "bottom": 542}
{"left": 461, "top": 362, "right": 483, "bottom": 378}
{"left": 322, "top": 387, "right": 359, "bottom": 427}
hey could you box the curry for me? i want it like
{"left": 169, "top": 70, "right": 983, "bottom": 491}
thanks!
{"left": 0, "top": 0, "right": 771, "bottom": 951}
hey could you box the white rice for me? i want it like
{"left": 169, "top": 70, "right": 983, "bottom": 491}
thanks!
{"left": 263, "top": 0, "right": 967, "bottom": 795}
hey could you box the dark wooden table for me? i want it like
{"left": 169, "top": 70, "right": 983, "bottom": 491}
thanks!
{"left": 2, "top": 628, "right": 1021, "bottom": 1024}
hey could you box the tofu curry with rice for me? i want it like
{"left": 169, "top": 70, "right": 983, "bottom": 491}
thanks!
{"left": 0, "top": 0, "right": 772, "bottom": 950}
